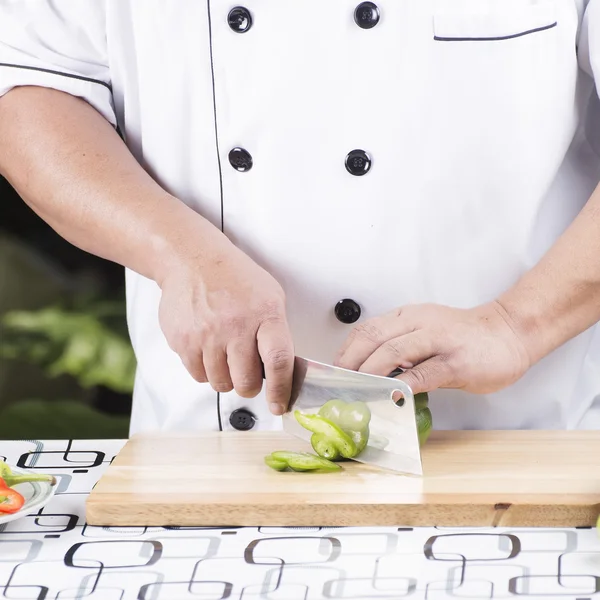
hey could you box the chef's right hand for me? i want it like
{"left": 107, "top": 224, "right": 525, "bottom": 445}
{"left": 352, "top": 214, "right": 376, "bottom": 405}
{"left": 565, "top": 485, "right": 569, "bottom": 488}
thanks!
{"left": 156, "top": 233, "right": 294, "bottom": 416}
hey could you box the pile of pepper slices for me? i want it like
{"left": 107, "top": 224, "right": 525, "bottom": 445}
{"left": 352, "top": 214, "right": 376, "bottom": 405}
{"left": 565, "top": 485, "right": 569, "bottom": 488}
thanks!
{"left": 265, "top": 399, "right": 370, "bottom": 473}
{"left": 0, "top": 461, "right": 56, "bottom": 514}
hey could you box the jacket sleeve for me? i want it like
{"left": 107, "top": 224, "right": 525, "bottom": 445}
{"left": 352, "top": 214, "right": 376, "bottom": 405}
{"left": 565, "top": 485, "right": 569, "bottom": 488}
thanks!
{"left": 580, "top": 0, "right": 600, "bottom": 87}
{"left": 0, "top": 0, "right": 116, "bottom": 126}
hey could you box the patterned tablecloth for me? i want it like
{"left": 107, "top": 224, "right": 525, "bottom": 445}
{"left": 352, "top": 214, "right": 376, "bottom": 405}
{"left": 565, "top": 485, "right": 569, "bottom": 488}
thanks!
{"left": 0, "top": 439, "right": 598, "bottom": 600}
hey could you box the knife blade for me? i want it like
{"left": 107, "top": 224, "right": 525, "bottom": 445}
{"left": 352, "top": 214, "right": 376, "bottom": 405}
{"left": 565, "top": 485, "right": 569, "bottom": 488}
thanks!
{"left": 282, "top": 357, "right": 423, "bottom": 476}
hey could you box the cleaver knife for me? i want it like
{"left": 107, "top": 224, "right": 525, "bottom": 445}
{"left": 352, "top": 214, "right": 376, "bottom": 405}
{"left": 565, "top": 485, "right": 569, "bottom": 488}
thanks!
{"left": 282, "top": 357, "right": 423, "bottom": 476}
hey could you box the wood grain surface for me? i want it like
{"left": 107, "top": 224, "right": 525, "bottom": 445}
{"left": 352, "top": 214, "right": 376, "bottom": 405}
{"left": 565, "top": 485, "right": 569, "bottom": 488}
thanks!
{"left": 85, "top": 430, "right": 600, "bottom": 527}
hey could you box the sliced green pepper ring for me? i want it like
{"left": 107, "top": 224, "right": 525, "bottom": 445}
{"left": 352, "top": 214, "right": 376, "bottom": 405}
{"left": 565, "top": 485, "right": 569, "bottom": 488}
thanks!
{"left": 265, "top": 451, "right": 341, "bottom": 472}
{"left": 264, "top": 455, "right": 288, "bottom": 471}
{"left": 294, "top": 411, "right": 357, "bottom": 459}
{"left": 309, "top": 432, "right": 341, "bottom": 461}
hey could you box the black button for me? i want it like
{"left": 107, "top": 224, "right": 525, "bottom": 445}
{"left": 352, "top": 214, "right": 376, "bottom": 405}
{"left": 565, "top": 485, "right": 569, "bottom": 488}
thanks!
{"left": 354, "top": 2, "right": 380, "bottom": 29}
{"left": 228, "top": 7, "right": 252, "bottom": 33}
{"left": 229, "top": 147, "right": 253, "bottom": 172}
{"left": 335, "top": 299, "right": 361, "bottom": 324}
{"left": 345, "top": 149, "right": 371, "bottom": 176}
{"left": 229, "top": 408, "right": 256, "bottom": 431}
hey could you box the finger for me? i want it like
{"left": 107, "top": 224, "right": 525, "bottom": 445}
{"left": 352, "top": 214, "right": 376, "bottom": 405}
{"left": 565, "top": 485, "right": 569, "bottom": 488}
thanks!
{"left": 203, "top": 347, "right": 234, "bottom": 393}
{"left": 335, "top": 312, "right": 415, "bottom": 371}
{"left": 358, "top": 332, "right": 436, "bottom": 377}
{"left": 394, "top": 356, "right": 453, "bottom": 395}
{"left": 180, "top": 352, "right": 208, "bottom": 384}
{"left": 226, "top": 337, "right": 263, "bottom": 398}
{"left": 257, "top": 319, "right": 294, "bottom": 416}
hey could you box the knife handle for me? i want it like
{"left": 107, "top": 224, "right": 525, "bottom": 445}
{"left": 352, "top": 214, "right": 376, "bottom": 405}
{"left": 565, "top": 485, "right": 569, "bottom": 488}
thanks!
{"left": 387, "top": 367, "right": 404, "bottom": 378}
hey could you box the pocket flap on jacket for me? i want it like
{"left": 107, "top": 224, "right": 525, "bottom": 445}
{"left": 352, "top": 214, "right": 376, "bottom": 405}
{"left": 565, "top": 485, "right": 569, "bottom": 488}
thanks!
{"left": 433, "top": 1, "right": 557, "bottom": 41}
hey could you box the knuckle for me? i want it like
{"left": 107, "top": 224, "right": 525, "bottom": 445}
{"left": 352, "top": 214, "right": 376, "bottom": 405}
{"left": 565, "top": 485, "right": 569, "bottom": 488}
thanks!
{"left": 236, "top": 380, "right": 262, "bottom": 397}
{"left": 437, "top": 351, "right": 454, "bottom": 366}
{"left": 267, "top": 381, "right": 288, "bottom": 399}
{"left": 351, "top": 321, "right": 384, "bottom": 344}
{"left": 183, "top": 358, "right": 208, "bottom": 383}
{"left": 442, "top": 357, "right": 463, "bottom": 387}
{"left": 258, "top": 299, "right": 286, "bottom": 322}
{"left": 220, "top": 313, "right": 248, "bottom": 335}
{"left": 233, "top": 370, "right": 262, "bottom": 391}
{"left": 172, "top": 328, "right": 193, "bottom": 350}
{"left": 191, "top": 369, "right": 208, "bottom": 383}
{"left": 409, "top": 368, "right": 429, "bottom": 388}
{"left": 196, "top": 320, "right": 215, "bottom": 341}
{"left": 384, "top": 339, "right": 405, "bottom": 357}
{"left": 182, "top": 336, "right": 198, "bottom": 354}
{"left": 211, "top": 381, "right": 234, "bottom": 393}
{"left": 186, "top": 329, "right": 205, "bottom": 348}
{"left": 266, "top": 348, "right": 293, "bottom": 371}
{"left": 438, "top": 351, "right": 459, "bottom": 374}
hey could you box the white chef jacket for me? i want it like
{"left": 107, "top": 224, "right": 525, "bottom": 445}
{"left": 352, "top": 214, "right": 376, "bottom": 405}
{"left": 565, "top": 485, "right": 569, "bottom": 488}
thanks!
{"left": 2, "top": 0, "right": 600, "bottom": 435}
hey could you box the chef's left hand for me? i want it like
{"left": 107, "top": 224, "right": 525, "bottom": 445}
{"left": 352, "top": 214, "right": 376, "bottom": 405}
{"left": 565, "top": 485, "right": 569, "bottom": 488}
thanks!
{"left": 334, "top": 301, "right": 531, "bottom": 395}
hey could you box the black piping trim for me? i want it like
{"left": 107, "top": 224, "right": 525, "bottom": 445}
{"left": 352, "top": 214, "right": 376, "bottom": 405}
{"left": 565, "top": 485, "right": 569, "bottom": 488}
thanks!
{"left": 207, "top": 0, "right": 225, "bottom": 432}
{"left": 205, "top": 3, "right": 225, "bottom": 234}
{"left": 434, "top": 21, "right": 557, "bottom": 42}
{"left": 0, "top": 62, "right": 112, "bottom": 91}
{"left": 217, "top": 393, "right": 223, "bottom": 431}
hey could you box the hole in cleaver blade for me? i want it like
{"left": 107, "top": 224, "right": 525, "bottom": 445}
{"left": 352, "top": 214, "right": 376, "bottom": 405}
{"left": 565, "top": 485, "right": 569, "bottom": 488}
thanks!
{"left": 388, "top": 367, "right": 406, "bottom": 407}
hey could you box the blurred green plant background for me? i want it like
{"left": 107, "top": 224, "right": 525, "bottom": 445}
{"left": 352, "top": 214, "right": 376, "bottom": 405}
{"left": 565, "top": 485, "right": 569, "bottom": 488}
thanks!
{"left": 0, "top": 176, "right": 133, "bottom": 439}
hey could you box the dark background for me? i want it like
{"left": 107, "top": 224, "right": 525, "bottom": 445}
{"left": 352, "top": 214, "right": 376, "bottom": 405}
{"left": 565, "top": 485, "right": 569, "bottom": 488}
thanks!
{"left": 0, "top": 175, "right": 133, "bottom": 439}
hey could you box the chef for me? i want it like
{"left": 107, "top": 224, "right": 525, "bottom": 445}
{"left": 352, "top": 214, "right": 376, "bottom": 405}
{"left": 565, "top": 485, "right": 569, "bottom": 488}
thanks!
{"left": 1, "top": 0, "right": 600, "bottom": 436}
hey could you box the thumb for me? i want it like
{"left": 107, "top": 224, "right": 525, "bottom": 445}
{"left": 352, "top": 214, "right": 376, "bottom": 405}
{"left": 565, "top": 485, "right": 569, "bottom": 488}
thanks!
{"left": 394, "top": 358, "right": 451, "bottom": 397}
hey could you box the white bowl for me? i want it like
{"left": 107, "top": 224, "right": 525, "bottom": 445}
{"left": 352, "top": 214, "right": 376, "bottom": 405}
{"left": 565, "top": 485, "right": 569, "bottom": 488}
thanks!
{"left": 0, "top": 465, "right": 57, "bottom": 525}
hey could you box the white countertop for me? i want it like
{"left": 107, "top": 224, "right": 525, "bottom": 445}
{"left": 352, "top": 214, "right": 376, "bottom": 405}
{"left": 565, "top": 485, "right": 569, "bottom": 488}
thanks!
{"left": 0, "top": 439, "right": 598, "bottom": 600}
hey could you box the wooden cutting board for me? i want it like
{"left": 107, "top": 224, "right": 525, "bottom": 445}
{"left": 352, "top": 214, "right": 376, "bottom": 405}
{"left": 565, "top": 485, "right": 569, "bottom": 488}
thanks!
{"left": 86, "top": 430, "right": 600, "bottom": 527}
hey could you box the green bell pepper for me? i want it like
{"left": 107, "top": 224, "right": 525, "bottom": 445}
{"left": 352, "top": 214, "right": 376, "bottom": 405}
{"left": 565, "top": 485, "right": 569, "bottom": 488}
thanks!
{"left": 264, "top": 451, "right": 341, "bottom": 472}
{"left": 414, "top": 392, "right": 433, "bottom": 446}
{"left": 318, "top": 399, "right": 371, "bottom": 454}
{"left": 297, "top": 393, "right": 432, "bottom": 461}
{"left": 274, "top": 393, "right": 433, "bottom": 472}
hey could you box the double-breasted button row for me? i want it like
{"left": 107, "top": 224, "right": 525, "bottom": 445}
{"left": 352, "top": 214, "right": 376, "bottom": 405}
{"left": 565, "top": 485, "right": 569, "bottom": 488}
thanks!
{"left": 227, "top": 4, "right": 376, "bottom": 175}
{"left": 228, "top": 3, "right": 381, "bottom": 33}
{"left": 228, "top": 148, "right": 372, "bottom": 176}
{"left": 226, "top": 6, "right": 366, "bottom": 331}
